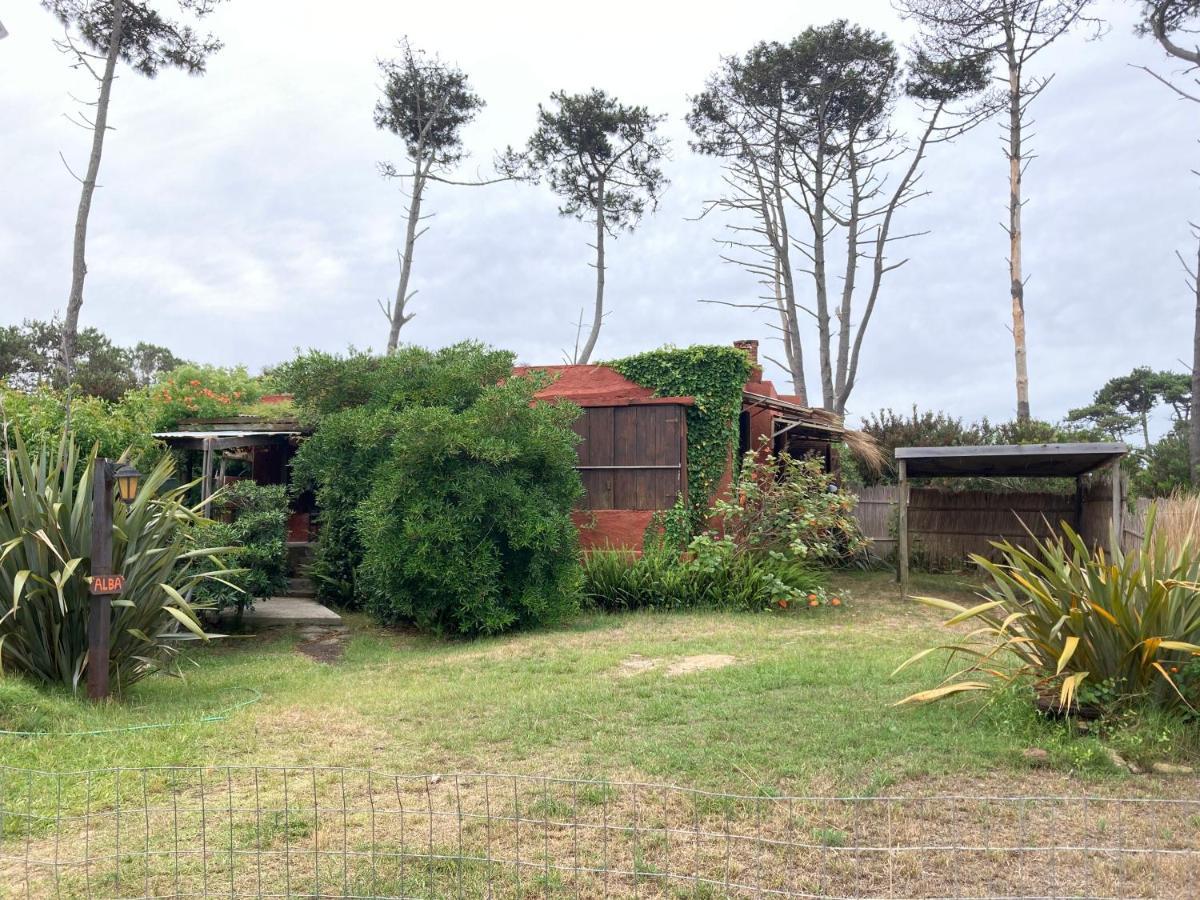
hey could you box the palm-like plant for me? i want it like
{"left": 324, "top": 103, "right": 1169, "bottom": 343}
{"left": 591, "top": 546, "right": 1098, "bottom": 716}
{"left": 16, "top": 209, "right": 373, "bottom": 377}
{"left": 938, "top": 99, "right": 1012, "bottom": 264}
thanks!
{"left": 896, "top": 515, "right": 1200, "bottom": 713}
{"left": 0, "top": 435, "right": 240, "bottom": 693}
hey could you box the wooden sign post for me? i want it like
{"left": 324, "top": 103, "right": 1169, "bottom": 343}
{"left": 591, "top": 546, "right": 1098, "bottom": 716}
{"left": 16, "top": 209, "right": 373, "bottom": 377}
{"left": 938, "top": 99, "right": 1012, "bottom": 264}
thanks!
{"left": 88, "top": 459, "right": 116, "bottom": 701}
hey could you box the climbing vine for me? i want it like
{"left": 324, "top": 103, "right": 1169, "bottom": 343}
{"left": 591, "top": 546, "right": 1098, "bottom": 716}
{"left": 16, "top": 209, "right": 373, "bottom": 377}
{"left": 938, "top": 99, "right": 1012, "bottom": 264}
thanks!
{"left": 608, "top": 345, "right": 752, "bottom": 525}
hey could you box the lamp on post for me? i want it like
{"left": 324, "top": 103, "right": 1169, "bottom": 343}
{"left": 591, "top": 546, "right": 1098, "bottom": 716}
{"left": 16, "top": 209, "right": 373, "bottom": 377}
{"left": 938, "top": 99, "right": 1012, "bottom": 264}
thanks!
{"left": 88, "top": 459, "right": 142, "bottom": 701}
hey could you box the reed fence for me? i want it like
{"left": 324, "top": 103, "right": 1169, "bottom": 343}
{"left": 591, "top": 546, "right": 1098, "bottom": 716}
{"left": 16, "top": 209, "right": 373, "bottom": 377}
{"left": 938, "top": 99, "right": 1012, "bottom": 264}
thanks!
{"left": 852, "top": 486, "right": 1150, "bottom": 567}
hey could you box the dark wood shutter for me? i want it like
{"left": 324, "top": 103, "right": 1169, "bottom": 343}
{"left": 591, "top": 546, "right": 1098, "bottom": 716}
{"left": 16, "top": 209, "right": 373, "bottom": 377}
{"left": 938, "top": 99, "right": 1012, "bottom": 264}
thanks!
{"left": 572, "top": 405, "right": 685, "bottom": 510}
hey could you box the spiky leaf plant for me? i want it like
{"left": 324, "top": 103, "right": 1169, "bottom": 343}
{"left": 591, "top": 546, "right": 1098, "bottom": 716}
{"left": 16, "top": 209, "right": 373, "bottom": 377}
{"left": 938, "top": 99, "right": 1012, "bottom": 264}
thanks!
{"left": 0, "top": 435, "right": 239, "bottom": 694}
{"left": 896, "top": 513, "right": 1200, "bottom": 714}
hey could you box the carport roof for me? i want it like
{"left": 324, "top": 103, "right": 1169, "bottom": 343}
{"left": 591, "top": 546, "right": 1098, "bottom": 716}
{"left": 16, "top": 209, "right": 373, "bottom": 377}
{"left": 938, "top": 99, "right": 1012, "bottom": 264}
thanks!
{"left": 894, "top": 443, "right": 1129, "bottom": 479}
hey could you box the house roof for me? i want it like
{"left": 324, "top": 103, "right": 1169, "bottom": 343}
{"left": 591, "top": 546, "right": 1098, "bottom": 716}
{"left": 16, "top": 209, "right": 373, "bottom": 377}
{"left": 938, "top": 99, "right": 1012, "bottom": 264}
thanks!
{"left": 895, "top": 443, "right": 1129, "bottom": 478}
{"left": 513, "top": 364, "right": 694, "bottom": 407}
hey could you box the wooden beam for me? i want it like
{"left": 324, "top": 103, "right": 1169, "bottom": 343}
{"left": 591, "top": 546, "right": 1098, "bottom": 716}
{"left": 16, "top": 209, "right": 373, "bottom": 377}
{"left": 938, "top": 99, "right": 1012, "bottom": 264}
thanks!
{"left": 898, "top": 459, "right": 909, "bottom": 598}
{"left": 157, "top": 434, "right": 296, "bottom": 451}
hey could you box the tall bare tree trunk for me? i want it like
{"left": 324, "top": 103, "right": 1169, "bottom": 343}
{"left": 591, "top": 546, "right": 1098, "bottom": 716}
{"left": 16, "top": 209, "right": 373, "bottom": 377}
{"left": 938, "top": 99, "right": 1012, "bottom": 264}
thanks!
{"left": 1005, "top": 46, "right": 1031, "bottom": 423}
{"left": 386, "top": 162, "right": 425, "bottom": 353}
{"left": 1191, "top": 237, "right": 1200, "bottom": 484}
{"left": 577, "top": 180, "right": 606, "bottom": 364}
{"left": 812, "top": 157, "right": 834, "bottom": 411}
{"left": 834, "top": 155, "right": 861, "bottom": 408}
{"left": 770, "top": 157, "right": 806, "bottom": 403}
{"left": 61, "top": 0, "right": 124, "bottom": 384}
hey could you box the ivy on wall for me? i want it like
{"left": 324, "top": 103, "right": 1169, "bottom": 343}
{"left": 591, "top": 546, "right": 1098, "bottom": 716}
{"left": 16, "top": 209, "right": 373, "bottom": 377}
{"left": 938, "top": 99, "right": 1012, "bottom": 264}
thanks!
{"left": 608, "top": 345, "right": 752, "bottom": 523}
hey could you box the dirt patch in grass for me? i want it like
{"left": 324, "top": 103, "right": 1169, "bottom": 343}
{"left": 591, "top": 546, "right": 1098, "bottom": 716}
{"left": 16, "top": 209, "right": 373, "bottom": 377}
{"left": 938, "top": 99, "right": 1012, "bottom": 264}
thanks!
{"left": 295, "top": 626, "right": 349, "bottom": 664}
{"left": 615, "top": 654, "right": 659, "bottom": 677}
{"left": 613, "top": 653, "right": 740, "bottom": 678}
{"left": 665, "top": 653, "right": 738, "bottom": 676}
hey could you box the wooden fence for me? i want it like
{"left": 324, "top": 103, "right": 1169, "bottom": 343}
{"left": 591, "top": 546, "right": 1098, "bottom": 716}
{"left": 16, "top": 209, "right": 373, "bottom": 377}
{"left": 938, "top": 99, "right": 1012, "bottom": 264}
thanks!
{"left": 853, "top": 484, "right": 1150, "bottom": 567}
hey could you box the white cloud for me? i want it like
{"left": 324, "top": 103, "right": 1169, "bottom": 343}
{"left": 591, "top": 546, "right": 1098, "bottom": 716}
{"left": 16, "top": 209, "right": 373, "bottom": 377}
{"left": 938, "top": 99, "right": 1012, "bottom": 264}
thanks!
{"left": 1, "top": 0, "right": 1196, "bottom": 437}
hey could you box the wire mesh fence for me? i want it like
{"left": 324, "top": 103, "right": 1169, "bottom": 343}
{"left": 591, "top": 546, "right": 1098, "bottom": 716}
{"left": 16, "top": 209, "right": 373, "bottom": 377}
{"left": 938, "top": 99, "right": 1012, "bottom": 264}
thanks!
{"left": 1, "top": 765, "right": 1198, "bottom": 898}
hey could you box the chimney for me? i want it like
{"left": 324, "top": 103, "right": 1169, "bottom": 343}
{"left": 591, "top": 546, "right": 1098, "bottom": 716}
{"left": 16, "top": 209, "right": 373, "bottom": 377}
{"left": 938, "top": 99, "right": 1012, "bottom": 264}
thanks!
{"left": 733, "top": 339, "right": 759, "bottom": 365}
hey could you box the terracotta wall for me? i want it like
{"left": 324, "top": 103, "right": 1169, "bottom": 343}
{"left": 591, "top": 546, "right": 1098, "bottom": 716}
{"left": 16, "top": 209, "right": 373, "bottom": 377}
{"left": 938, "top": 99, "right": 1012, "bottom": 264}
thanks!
{"left": 573, "top": 510, "right": 657, "bottom": 551}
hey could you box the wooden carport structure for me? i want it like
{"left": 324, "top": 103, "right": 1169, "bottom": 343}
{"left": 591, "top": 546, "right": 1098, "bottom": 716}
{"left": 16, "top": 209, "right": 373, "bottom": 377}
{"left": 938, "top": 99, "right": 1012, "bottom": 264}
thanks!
{"left": 154, "top": 418, "right": 306, "bottom": 517}
{"left": 894, "top": 442, "right": 1129, "bottom": 596}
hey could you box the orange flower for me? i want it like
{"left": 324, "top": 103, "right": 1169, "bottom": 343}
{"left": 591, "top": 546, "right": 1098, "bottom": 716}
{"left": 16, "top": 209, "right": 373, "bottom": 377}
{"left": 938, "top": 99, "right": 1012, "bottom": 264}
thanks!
{"left": 1171, "top": 666, "right": 1180, "bottom": 674}
{"left": 778, "top": 599, "right": 788, "bottom": 609}
{"left": 807, "top": 593, "right": 818, "bottom": 600}
{"left": 189, "top": 379, "right": 201, "bottom": 387}
{"left": 808, "top": 599, "right": 819, "bottom": 608}
{"left": 830, "top": 597, "right": 841, "bottom": 607}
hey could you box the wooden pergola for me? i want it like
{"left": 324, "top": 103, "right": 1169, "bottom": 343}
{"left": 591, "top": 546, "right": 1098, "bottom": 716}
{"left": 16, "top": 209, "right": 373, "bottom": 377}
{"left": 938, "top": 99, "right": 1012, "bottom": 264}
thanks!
{"left": 894, "top": 442, "right": 1129, "bottom": 596}
{"left": 154, "top": 421, "right": 304, "bottom": 516}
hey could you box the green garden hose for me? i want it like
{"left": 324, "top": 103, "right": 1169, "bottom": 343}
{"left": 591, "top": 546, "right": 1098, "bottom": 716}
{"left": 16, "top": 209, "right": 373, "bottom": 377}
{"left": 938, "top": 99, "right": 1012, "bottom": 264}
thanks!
{"left": 0, "top": 687, "right": 261, "bottom": 738}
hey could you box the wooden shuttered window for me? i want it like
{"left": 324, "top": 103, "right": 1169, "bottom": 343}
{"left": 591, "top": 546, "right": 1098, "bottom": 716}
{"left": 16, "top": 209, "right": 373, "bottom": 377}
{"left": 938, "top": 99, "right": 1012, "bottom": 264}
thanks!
{"left": 571, "top": 405, "right": 686, "bottom": 510}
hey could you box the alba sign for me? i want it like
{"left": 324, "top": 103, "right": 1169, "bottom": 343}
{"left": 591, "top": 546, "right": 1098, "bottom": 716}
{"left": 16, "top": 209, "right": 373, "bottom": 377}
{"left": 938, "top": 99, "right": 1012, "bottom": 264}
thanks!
{"left": 90, "top": 574, "right": 125, "bottom": 595}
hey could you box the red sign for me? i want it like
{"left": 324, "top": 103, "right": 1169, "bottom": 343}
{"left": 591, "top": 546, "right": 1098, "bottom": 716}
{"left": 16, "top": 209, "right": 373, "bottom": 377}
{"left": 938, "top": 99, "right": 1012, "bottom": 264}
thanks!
{"left": 90, "top": 574, "right": 125, "bottom": 595}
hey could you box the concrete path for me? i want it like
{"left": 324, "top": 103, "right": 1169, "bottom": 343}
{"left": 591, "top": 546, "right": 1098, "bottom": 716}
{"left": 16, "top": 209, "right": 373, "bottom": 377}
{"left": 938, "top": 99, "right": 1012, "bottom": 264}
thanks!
{"left": 221, "top": 597, "right": 343, "bottom": 627}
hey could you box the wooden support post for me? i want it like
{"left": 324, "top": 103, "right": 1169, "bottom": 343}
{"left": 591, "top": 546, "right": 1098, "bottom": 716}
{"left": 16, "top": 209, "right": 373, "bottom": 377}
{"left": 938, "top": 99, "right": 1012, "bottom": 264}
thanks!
{"left": 1110, "top": 458, "right": 1123, "bottom": 552}
{"left": 88, "top": 459, "right": 113, "bottom": 701}
{"left": 1074, "top": 475, "right": 1085, "bottom": 534}
{"left": 898, "top": 459, "right": 910, "bottom": 598}
{"left": 201, "top": 437, "right": 214, "bottom": 518}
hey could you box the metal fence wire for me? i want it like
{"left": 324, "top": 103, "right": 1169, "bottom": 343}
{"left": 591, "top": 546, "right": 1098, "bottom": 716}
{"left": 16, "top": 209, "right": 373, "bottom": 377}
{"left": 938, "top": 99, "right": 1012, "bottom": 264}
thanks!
{"left": 1, "top": 766, "right": 1198, "bottom": 899}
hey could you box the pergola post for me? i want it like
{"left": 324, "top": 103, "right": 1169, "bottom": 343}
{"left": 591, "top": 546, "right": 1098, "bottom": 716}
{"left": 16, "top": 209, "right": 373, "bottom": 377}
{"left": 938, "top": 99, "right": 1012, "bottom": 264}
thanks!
{"left": 201, "top": 437, "right": 215, "bottom": 518}
{"left": 897, "top": 458, "right": 909, "bottom": 598}
{"left": 1110, "top": 458, "right": 1123, "bottom": 552}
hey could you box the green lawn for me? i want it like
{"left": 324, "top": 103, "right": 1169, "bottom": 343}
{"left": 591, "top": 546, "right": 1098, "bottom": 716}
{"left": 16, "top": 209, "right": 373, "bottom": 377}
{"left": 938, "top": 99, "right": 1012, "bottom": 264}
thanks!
{"left": 4, "top": 570, "right": 1200, "bottom": 898}
{"left": 4, "top": 570, "right": 1192, "bottom": 794}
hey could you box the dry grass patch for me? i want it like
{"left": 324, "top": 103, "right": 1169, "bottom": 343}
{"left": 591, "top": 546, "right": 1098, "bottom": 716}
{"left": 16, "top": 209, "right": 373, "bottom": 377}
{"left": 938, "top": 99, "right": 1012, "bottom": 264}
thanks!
{"left": 4, "top": 766, "right": 1198, "bottom": 899}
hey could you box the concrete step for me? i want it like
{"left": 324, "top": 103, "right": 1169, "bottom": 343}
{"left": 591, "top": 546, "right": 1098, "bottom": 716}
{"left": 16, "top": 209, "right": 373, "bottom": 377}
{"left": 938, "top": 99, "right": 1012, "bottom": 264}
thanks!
{"left": 286, "top": 542, "right": 315, "bottom": 576}
{"left": 220, "top": 597, "right": 342, "bottom": 627}
{"left": 287, "top": 577, "right": 316, "bottom": 598}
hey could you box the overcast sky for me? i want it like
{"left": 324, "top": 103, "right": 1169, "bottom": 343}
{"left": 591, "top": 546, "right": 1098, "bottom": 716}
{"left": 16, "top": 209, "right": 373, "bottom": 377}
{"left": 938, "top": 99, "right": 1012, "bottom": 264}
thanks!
{"left": 1, "top": 0, "right": 1197, "bottom": 433}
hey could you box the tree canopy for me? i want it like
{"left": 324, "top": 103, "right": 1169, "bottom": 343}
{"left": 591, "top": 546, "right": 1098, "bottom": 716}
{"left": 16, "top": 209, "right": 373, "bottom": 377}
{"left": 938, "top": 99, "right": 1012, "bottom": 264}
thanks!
{"left": 374, "top": 39, "right": 485, "bottom": 174}
{"left": 0, "top": 319, "right": 182, "bottom": 402}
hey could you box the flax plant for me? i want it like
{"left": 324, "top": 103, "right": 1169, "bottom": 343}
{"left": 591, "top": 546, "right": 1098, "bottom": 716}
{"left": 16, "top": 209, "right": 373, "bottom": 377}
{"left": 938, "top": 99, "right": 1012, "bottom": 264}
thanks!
{"left": 0, "top": 434, "right": 239, "bottom": 693}
{"left": 896, "top": 513, "right": 1200, "bottom": 713}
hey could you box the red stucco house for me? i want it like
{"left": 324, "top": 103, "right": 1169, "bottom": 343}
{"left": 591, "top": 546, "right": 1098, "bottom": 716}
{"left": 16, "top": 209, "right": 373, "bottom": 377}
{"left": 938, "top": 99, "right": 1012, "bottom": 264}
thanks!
{"left": 517, "top": 340, "right": 844, "bottom": 550}
{"left": 157, "top": 339, "right": 844, "bottom": 553}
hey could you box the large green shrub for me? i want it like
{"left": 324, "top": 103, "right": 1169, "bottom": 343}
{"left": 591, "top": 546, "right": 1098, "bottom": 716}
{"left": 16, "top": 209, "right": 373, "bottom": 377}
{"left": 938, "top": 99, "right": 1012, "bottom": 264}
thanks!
{"left": 0, "top": 386, "right": 164, "bottom": 467}
{"left": 193, "top": 481, "right": 288, "bottom": 620}
{"left": 146, "top": 363, "right": 264, "bottom": 428}
{"left": 280, "top": 343, "right": 583, "bottom": 634}
{"left": 280, "top": 344, "right": 516, "bottom": 610}
{"left": 357, "top": 375, "right": 583, "bottom": 635}
{"left": 897, "top": 514, "right": 1200, "bottom": 714}
{"left": 0, "top": 435, "right": 236, "bottom": 693}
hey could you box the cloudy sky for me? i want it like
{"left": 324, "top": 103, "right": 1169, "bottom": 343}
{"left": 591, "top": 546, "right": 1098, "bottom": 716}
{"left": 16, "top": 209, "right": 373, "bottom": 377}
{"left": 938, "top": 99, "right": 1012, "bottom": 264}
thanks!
{"left": 1, "top": 0, "right": 1197, "bottom": 433}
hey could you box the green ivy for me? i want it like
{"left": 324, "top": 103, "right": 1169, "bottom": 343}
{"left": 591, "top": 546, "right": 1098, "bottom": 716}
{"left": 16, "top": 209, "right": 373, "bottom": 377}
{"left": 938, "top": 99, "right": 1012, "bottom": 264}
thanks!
{"left": 608, "top": 345, "right": 752, "bottom": 525}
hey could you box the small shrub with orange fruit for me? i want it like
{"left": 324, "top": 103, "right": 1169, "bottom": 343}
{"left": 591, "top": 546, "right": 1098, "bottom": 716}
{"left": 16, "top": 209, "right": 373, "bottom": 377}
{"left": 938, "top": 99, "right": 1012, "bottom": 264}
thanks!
{"left": 775, "top": 586, "right": 847, "bottom": 612}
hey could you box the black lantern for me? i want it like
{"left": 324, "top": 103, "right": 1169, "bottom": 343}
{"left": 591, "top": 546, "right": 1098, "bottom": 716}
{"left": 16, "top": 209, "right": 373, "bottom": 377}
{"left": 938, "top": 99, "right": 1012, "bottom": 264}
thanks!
{"left": 113, "top": 462, "right": 142, "bottom": 504}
